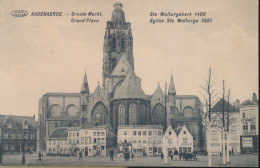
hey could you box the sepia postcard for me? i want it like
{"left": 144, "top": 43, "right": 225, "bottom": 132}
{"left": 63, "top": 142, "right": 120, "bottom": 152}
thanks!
{"left": 0, "top": 0, "right": 258, "bottom": 167}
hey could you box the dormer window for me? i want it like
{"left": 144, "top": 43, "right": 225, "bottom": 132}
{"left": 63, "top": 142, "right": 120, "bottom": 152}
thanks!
{"left": 23, "top": 120, "right": 28, "bottom": 129}
{"left": 184, "top": 131, "right": 186, "bottom": 134}
{"left": 7, "top": 124, "right": 12, "bottom": 129}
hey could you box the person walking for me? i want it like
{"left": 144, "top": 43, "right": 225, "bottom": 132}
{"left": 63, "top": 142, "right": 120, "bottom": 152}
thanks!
{"left": 110, "top": 149, "right": 114, "bottom": 161}
{"left": 131, "top": 152, "right": 134, "bottom": 161}
{"left": 37, "top": 151, "right": 42, "bottom": 162}
{"left": 161, "top": 153, "right": 164, "bottom": 160}
{"left": 231, "top": 148, "right": 234, "bottom": 155}
{"left": 179, "top": 151, "right": 182, "bottom": 161}
{"left": 79, "top": 151, "right": 82, "bottom": 161}
{"left": 124, "top": 151, "right": 127, "bottom": 161}
{"left": 170, "top": 151, "right": 173, "bottom": 161}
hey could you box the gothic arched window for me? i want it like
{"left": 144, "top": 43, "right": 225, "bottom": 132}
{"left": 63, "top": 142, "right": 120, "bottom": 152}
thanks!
{"left": 92, "top": 102, "right": 108, "bottom": 125}
{"left": 118, "top": 104, "right": 125, "bottom": 125}
{"left": 140, "top": 104, "right": 146, "bottom": 125}
{"left": 112, "top": 38, "right": 116, "bottom": 51}
{"left": 151, "top": 103, "right": 165, "bottom": 126}
{"left": 121, "top": 38, "right": 125, "bottom": 51}
{"left": 112, "top": 58, "right": 116, "bottom": 69}
{"left": 129, "top": 103, "right": 137, "bottom": 125}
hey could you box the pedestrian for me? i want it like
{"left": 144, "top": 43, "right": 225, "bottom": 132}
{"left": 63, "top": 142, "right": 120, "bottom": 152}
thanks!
{"left": 170, "top": 152, "right": 173, "bottom": 160}
{"left": 231, "top": 148, "right": 234, "bottom": 155}
{"left": 124, "top": 152, "right": 127, "bottom": 161}
{"left": 110, "top": 149, "right": 114, "bottom": 161}
{"left": 220, "top": 151, "right": 222, "bottom": 157}
{"left": 131, "top": 152, "right": 134, "bottom": 161}
{"left": 37, "top": 151, "right": 42, "bottom": 162}
{"left": 0, "top": 143, "right": 4, "bottom": 166}
{"left": 127, "top": 152, "right": 130, "bottom": 161}
{"left": 179, "top": 151, "right": 182, "bottom": 161}
{"left": 79, "top": 151, "right": 82, "bottom": 161}
{"left": 161, "top": 153, "right": 164, "bottom": 160}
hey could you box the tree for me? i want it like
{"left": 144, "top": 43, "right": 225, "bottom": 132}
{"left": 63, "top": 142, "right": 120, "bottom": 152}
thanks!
{"left": 200, "top": 68, "right": 218, "bottom": 167}
{"left": 211, "top": 88, "right": 240, "bottom": 164}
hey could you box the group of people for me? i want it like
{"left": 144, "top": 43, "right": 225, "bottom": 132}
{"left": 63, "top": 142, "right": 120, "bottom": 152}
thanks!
{"left": 160, "top": 150, "right": 197, "bottom": 161}
{"left": 220, "top": 148, "right": 234, "bottom": 157}
{"left": 124, "top": 151, "right": 134, "bottom": 161}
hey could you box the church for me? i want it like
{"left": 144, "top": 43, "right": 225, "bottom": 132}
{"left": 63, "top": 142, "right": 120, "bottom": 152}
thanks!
{"left": 37, "top": 2, "right": 204, "bottom": 153}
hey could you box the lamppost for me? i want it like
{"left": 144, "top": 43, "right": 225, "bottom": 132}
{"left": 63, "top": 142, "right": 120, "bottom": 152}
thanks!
{"left": 21, "top": 135, "right": 26, "bottom": 165}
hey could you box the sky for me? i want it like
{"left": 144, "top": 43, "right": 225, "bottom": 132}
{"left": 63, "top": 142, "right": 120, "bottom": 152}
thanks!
{"left": 0, "top": 0, "right": 258, "bottom": 119}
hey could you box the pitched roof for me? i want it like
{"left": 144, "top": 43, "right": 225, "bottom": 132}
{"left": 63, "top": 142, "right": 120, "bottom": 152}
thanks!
{"left": 152, "top": 85, "right": 164, "bottom": 97}
{"left": 111, "top": 54, "right": 133, "bottom": 76}
{"left": 212, "top": 98, "right": 239, "bottom": 112}
{"left": 174, "top": 127, "right": 182, "bottom": 135}
{"left": 93, "top": 84, "right": 108, "bottom": 99}
{"left": 81, "top": 71, "right": 89, "bottom": 93}
{"left": 0, "top": 114, "right": 37, "bottom": 130}
{"left": 174, "top": 125, "right": 192, "bottom": 135}
{"left": 240, "top": 99, "right": 258, "bottom": 106}
{"left": 168, "top": 72, "right": 176, "bottom": 94}
{"left": 49, "top": 127, "right": 68, "bottom": 138}
{"left": 113, "top": 71, "right": 148, "bottom": 100}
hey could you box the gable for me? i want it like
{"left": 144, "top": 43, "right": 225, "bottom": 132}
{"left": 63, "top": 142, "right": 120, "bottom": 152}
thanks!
{"left": 1, "top": 116, "right": 17, "bottom": 129}
{"left": 92, "top": 85, "right": 107, "bottom": 100}
{"left": 165, "top": 126, "right": 177, "bottom": 138}
{"left": 178, "top": 125, "right": 192, "bottom": 138}
{"left": 111, "top": 54, "right": 133, "bottom": 76}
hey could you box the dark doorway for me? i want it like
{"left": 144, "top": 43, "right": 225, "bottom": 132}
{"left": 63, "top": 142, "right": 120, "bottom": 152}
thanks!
{"left": 85, "top": 147, "right": 88, "bottom": 156}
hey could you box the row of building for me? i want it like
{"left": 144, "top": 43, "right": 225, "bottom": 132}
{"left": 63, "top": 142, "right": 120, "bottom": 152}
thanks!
{"left": 45, "top": 124, "right": 193, "bottom": 157}
{"left": 0, "top": 93, "right": 258, "bottom": 156}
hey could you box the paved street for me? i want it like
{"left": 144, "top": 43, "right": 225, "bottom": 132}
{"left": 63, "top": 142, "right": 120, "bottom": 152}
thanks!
{"left": 1, "top": 153, "right": 259, "bottom": 167}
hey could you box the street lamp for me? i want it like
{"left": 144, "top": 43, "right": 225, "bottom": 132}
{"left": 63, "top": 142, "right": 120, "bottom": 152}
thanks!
{"left": 21, "top": 135, "right": 26, "bottom": 165}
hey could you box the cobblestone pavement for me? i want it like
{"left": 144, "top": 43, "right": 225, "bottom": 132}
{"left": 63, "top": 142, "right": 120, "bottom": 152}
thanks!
{"left": 1, "top": 153, "right": 259, "bottom": 167}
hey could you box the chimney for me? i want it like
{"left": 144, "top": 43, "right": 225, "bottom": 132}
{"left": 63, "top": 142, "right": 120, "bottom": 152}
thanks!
{"left": 235, "top": 99, "right": 240, "bottom": 108}
{"left": 252, "top": 93, "right": 257, "bottom": 103}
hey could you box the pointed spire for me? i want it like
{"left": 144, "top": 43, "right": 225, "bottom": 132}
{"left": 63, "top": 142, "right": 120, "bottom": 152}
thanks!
{"left": 81, "top": 70, "right": 89, "bottom": 93}
{"left": 168, "top": 71, "right": 176, "bottom": 94}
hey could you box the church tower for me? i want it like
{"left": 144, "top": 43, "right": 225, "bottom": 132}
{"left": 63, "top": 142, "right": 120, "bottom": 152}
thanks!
{"left": 80, "top": 70, "right": 90, "bottom": 124}
{"left": 102, "top": 2, "right": 134, "bottom": 89}
{"left": 168, "top": 72, "right": 177, "bottom": 128}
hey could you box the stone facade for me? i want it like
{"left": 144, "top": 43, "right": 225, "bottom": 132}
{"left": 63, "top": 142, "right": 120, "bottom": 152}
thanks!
{"left": 0, "top": 115, "right": 37, "bottom": 153}
{"left": 239, "top": 94, "right": 259, "bottom": 154}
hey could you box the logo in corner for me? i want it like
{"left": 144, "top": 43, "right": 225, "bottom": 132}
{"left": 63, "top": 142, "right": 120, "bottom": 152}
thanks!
{"left": 11, "top": 10, "right": 28, "bottom": 17}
